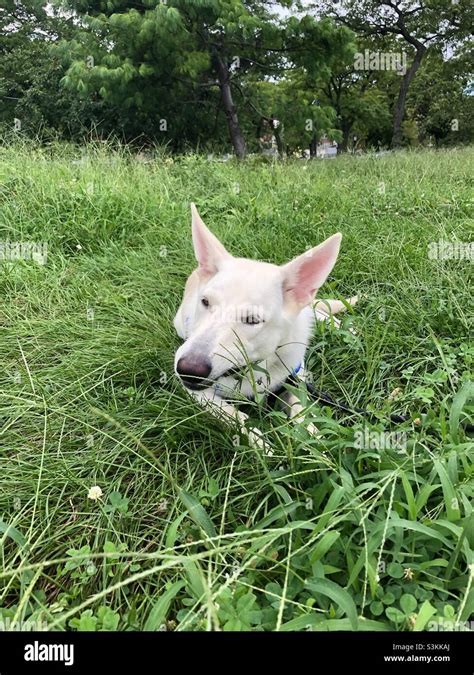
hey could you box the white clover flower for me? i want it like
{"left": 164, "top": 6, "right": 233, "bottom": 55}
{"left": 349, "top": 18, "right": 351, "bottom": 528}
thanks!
{"left": 404, "top": 567, "right": 414, "bottom": 581}
{"left": 88, "top": 485, "right": 103, "bottom": 501}
{"left": 388, "top": 387, "right": 402, "bottom": 400}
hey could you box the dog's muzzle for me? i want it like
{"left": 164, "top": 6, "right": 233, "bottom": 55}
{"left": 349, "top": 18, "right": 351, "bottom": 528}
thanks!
{"left": 176, "top": 356, "right": 213, "bottom": 390}
{"left": 176, "top": 357, "right": 247, "bottom": 391}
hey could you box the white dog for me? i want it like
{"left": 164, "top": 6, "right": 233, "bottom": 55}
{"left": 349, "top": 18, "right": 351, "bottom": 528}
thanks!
{"left": 174, "top": 204, "right": 357, "bottom": 446}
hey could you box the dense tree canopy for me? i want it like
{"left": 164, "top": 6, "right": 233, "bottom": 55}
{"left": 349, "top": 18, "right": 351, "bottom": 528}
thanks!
{"left": 1, "top": 0, "right": 472, "bottom": 152}
{"left": 318, "top": 0, "right": 474, "bottom": 147}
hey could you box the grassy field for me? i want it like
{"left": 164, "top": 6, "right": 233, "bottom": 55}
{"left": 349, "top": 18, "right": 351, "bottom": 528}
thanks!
{"left": 0, "top": 143, "right": 473, "bottom": 632}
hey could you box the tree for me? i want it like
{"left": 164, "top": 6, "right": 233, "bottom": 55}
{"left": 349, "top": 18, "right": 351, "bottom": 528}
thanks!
{"left": 246, "top": 76, "right": 342, "bottom": 156}
{"left": 61, "top": 0, "right": 353, "bottom": 156}
{"left": 318, "top": 0, "right": 474, "bottom": 148}
{"left": 1, "top": 0, "right": 58, "bottom": 130}
{"left": 408, "top": 48, "right": 474, "bottom": 146}
{"left": 0, "top": 0, "right": 115, "bottom": 139}
{"left": 317, "top": 38, "right": 395, "bottom": 151}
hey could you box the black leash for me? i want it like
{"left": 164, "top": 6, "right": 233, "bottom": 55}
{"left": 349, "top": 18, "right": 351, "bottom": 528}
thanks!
{"left": 224, "top": 366, "right": 472, "bottom": 432}
{"left": 302, "top": 379, "right": 409, "bottom": 424}
{"left": 273, "top": 375, "right": 473, "bottom": 432}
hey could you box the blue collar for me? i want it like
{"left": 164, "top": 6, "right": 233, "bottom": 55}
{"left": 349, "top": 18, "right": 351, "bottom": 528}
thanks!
{"left": 292, "top": 362, "right": 302, "bottom": 376}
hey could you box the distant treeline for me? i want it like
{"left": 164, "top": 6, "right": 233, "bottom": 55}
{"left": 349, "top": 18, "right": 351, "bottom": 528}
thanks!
{"left": 1, "top": 1, "right": 473, "bottom": 155}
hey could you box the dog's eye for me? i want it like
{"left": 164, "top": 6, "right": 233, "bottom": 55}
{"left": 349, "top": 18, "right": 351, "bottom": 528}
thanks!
{"left": 201, "top": 298, "right": 210, "bottom": 308}
{"left": 243, "top": 317, "right": 261, "bottom": 325}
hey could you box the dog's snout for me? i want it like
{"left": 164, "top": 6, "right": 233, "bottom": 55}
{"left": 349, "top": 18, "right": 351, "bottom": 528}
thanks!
{"left": 176, "top": 356, "right": 212, "bottom": 389}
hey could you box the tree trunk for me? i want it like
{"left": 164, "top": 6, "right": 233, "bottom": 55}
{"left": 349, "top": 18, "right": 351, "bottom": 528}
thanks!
{"left": 309, "top": 135, "right": 318, "bottom": 157}
{"left": 340, "top": 122, "right": 352, "bottom": 153}
{"left": 215, "top": 54, "right": 247, "bottom": 158}
{"left": 271, "top": 117, "right": 284, "bottom": 159}
{"left": 391, "top": 47, "right": 426, "bottom": 148}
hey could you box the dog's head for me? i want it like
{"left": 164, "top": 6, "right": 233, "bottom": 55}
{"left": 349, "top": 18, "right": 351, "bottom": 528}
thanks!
{"left": 174, "top": 204, "right": 342, "bottom": 391}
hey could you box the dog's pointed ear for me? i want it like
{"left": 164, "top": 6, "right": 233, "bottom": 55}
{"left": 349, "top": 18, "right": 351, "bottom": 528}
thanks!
{"left": 281, "top": 233, "right": 342, "bottom": 311}
{"left": 191, "top": 203, "right": 231, "bottom": 275}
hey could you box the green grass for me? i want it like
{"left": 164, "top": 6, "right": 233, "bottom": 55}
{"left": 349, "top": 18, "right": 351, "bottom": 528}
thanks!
{"left": 0, "top": 142, "right": 473, "bottom": 632}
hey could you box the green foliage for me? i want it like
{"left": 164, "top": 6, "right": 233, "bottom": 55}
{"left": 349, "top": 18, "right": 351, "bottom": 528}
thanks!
{"left": 408, "top": 50, "right": 474, "bottom": 146}
{"left": 69, "top": 606, "right": 121, "bottom": 630}
{"left": 319, "top": 0, "right": 474, "bottom": 147}
{"left": 0, "top": 1, "right": 472, "bottom": 149}
{"left": 0, "top": 1, "right": 121, "bottom": 140}
{"left": 58, "top": 0, "right": 354, "bottom": 151}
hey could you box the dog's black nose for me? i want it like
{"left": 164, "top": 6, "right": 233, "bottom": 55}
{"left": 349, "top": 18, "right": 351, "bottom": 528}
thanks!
{"left": 176, "top": 356, "right": 212, "bottom": 389}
